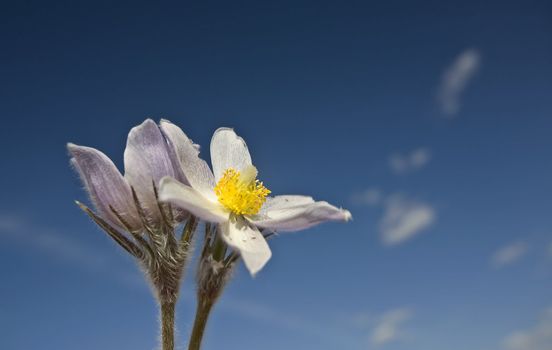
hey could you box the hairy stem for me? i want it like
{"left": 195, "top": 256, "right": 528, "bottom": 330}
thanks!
{"left": 161, "top": 301, "right": 176, "bottom": 350}
{"left": 188, "top": 297, "right": 214, "bottom": 350}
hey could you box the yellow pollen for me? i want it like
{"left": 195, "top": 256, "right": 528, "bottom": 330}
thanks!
{"left": 214, "top": 166, "right": 270, "bottom": 216}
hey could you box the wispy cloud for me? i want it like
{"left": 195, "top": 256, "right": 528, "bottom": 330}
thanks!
{"left": 350, "top": 188, "right": 382, "bottom": 206}
{"left": 0, "top": 212, "right": 143, "bottom": 288}
{"left": 370, "top": 308, "right": 413, "bottom": 346}
{"left": 0, "top": 213, "right": 24, "bottom": 233}
{"left": 503, "top": 307, "right": 552, "bottom": 350}
{"left": 223, "top": 298, "right": 320, "bottom": 334}
{"left": 389, "top": 148, "right": 432, "bottom": 174}
{"left": 348, "top": 307, "right": 415, "bottom": 347}
{"left": 352, "top": 307, "right": 414, "bottom": 347}
{"left": 350, "top": 189, "right": 436, "bottom": 246}
{"left": 221, "top": 297, "right": 356, "bottom": 348}
{"left": 491, "top": 241, "right": 529, "bottom": 268}
{"left": 379, "top": 194, "right": 436, "bottom": 245}
{"left": 1, "top": 214, "right": 107, "bottom": 269}
{"left": 438, "top": 48, "right": 481, "bottom": 117}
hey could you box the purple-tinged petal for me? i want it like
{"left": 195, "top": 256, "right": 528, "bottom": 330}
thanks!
{"left": 123, "top": 119, "right": 178, "bottom": 222}
{"left": 248, "top": 197, "right": 352, "bottom": 232}
{"left": 160, "top": 119, "right": 217, "bottom": 201}
{"left": 68, "top": 143, "right": 142, "bottom": 231}
{"left": 158, "top": 177, "right": 228, "bottom": 224}
{"left": 210, "top": 128, "right": 252, "bottom": 182}
{"left": 220, "top": 216, "right": 271, "bottom": 276}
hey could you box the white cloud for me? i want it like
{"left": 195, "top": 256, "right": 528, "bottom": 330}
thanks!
{"left": 371, "top": 308, "right": 413, "bottom": 346}
{"left": 438, "top": 48, "right": 481, "bottom": 117}
{"left": 223, "top": 298, "right": 317, "bottom": 333}
{"left": 503, "top": 307, "right": 552, "bottom": 350}
{"left": 0, "top": 212, "right": 142, "bottom": 288}
{"left": 221, "top": 298, "right": 356, "bottom": 348}
{"left": 351, "top": 188, "right": 382, "bottom": 206}
{"left": 33, "top": 229, "right": 108, "bottom": 269}
{"left": 2, "top": 216, "right": 108, "bottom": 269}
{"left": 389, "top": 148, "right": 431, "bottom": 174}
{"left": 491, "top": 241, "right": 529, "bottom": 268}
{"left": 0, "top": 214, "right": 23, "bottom": 233}
{"left": 379, "top": 195, "right": 436, "bottom": 245}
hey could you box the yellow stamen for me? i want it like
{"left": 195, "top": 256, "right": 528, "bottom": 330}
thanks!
{"left": 214, "top": 165, "right": 270, "bottom": 216}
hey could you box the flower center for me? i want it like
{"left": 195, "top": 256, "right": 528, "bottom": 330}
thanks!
{"left": 214, "top": 165, "right": 270, "bottom": 216}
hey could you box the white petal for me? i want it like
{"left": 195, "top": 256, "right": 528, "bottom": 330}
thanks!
{"left": 210, "top": 128, "right": 252, "bottom": 181}
{"left": 259, "top": 195, "right": 315, "bottom": 214}
{"left": 158, "top": 177, "right": 228, "bottom": 223}
{"left": 249, "top": 199, "right": 352, "bottom": 232}
{"left": 68, "top": 143, "right": 142, "bottom": 231}
{"left": 159, "top": 119, "right": 217, "bottom": 201}
{"left": 220, "top": 216, "right": 272, "bottom": 276}
{"left": 124, "top": 119, "right": 177, "bottom": 220}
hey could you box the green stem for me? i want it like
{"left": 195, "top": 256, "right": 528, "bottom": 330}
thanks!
{"left": 161, "top": 301, "right": 176, "bottom": 350}
{"left": 188, "top": 297, "right": 214, "bottom": 350}
{"left": 211, "top": 233, "right": 227, "bottom": 262}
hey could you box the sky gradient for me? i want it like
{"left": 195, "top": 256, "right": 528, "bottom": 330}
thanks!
{"left": 1, "top": 1, "right": 551, "bottom": 349}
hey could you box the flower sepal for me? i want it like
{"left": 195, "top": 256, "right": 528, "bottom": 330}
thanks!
{"left": 75, "top": 182, "right": 199, "bottom": 304}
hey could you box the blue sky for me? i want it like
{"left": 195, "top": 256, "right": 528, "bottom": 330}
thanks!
{"left": 1, "top": 1, "right": 551, "bottom": 349}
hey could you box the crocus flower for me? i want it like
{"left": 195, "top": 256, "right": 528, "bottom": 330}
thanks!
{"left": 158, "top": 126, "right": 352, "bottom": 275}
{"left": 69, "top": 119, "right": 210, "bottom": 350}
{"left": 68, "top": 119, "right": 189, "bottom": 232}
{"left": 68, "top": 119, "right": 204, "bottom": 305}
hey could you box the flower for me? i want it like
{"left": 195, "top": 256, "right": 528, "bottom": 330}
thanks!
{"left": 68, "top": 119, "right": 205, "bottom": 303}
{"left": 68, "top": 119, "right": 191, "bottom": 231}
{"left": 158, "top": 125, "right": 352, "bottom": 275}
